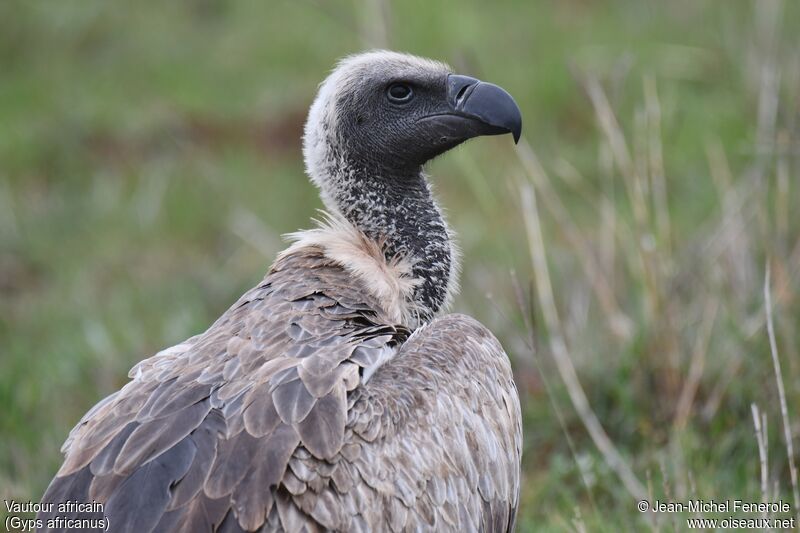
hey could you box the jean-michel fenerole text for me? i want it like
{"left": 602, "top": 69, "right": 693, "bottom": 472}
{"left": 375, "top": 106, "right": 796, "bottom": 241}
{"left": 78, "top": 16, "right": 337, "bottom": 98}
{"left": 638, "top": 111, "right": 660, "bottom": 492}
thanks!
{"left": 652, "top": 499, "right": 791, "bottom": 514}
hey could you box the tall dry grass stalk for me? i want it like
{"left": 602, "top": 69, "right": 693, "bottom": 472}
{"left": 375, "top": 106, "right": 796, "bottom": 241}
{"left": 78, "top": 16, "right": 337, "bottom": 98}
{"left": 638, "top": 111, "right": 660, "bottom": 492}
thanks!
{"left": 517, "top": 160, "right": 647, "bottom": 502}
{"left": 672, "top": 299, "right": 718, "bottom": 434}
{"left": 764, "top": 265, "right": 800, "bottom": 524}
{"left": 516, "top": 141, "right": 633, "bottom": 341}
{"left": 750, "top": 403, "right": 769, "bottom": 518}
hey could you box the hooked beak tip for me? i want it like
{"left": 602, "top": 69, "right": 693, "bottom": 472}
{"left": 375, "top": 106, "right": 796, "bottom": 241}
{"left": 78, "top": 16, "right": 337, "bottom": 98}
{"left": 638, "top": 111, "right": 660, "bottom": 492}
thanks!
{"left": 447, "top": 75, "right": 523, "bottom": 144}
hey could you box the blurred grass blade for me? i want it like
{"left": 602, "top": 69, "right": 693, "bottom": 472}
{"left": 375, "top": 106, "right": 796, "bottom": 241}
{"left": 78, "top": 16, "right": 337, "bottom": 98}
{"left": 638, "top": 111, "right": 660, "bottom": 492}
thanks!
{"left": 764, "top": 261, "right": 800, "bottom": 523}
{"left": 518, "top": 174, "right": 647, "bottom": 502}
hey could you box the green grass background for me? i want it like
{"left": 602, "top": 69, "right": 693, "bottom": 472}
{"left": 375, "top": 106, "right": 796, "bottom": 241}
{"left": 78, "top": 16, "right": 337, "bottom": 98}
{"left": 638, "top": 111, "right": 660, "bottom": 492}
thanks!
{"left": 2, "top": 0, "right": 799, "bottom": 530}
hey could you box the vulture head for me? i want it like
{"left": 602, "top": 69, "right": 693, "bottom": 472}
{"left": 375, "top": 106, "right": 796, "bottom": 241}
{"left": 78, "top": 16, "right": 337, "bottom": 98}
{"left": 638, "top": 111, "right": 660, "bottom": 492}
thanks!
{"left": 304, "top": 50, "right": 521, "bottom": 184}
{"left": 301, "top": 51, "right": 522, "bottom": 323}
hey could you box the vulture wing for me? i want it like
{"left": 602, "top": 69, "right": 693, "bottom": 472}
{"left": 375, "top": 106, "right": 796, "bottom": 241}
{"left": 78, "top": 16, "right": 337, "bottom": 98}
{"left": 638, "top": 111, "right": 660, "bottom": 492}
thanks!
{"left": 38, "top": 246, "right": 521, "bottom": 532}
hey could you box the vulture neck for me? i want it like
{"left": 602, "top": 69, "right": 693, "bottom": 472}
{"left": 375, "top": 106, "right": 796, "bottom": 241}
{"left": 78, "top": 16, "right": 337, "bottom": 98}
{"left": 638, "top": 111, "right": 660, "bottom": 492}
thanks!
{"left": 323, "top": 156, "right": 453, "bottom": 322}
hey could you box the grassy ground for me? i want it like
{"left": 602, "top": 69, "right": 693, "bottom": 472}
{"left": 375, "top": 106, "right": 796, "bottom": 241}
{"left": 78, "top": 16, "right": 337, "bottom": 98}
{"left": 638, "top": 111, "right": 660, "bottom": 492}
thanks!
{"left": 2, "top": 0, "right": 799, "bottom": 530}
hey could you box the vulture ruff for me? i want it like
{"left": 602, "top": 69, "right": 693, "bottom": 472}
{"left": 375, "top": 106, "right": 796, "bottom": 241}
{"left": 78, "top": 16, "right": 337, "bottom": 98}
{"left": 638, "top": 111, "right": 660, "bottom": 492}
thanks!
{"left": 39, "top": 50, "right": 523, "bottom": 533}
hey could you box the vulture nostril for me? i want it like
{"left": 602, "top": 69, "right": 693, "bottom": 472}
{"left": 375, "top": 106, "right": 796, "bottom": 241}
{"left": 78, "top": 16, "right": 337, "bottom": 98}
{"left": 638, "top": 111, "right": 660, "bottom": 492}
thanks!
{"left": 455, "top": 84, "right": 470, "bottom": 103}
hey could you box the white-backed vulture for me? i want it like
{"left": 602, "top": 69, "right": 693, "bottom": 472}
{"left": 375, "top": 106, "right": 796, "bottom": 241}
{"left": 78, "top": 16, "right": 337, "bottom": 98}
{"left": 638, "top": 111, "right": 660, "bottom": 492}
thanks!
{"left": 39, "top": 50, "right": 523, "bottom": 533}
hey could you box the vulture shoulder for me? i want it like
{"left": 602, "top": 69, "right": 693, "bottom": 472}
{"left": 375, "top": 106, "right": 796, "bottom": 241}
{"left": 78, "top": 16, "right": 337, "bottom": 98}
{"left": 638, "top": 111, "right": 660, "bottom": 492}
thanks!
{"left": 324, "top": 313, "right": 523, "bottom": 532}
{"left": 38, "top": 241, "right": 521, "bottom": 533}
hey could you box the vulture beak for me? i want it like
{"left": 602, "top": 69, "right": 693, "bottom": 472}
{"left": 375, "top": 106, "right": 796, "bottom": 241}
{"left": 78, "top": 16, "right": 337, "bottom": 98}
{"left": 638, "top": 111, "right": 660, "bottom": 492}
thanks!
{"left": 447, "top": 75, "right": 522, "bottom": 143}
{"left": 420, "top": 74, "right": 522, "bottom": 144}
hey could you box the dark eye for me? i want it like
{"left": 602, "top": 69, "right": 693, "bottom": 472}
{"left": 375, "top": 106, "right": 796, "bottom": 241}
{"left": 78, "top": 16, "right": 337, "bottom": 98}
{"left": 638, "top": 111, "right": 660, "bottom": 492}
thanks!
{"left": 387, "top": 83, "right": 413, "bottom": 103}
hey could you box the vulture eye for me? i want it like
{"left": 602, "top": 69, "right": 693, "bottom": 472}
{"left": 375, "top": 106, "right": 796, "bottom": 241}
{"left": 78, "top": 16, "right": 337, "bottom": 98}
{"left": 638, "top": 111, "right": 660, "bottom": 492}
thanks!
{"left": 387, "top": 83, "right": 414, "bottom": 103}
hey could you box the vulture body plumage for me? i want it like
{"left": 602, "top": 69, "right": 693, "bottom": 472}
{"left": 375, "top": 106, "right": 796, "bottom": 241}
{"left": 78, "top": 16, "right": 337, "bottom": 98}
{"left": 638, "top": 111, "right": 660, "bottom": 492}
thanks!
{"left": 39, "top": 51, "right": 523, "bottom": 532}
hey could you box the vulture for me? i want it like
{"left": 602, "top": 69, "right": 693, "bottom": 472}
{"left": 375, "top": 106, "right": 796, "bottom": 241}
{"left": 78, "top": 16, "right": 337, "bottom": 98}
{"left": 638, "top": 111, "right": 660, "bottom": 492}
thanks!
{"left": 39, "top": 51, "right": 523, "bottom": 532}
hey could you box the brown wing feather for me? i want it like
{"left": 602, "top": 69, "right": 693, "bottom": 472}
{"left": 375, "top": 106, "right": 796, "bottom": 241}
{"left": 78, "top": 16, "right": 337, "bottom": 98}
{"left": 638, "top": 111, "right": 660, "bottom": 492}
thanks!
{"left": 39, "top": 247, "right": 520, "bottom": 532}
{"left": 38, "top": 247, "right": 405, "bottom": 532}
